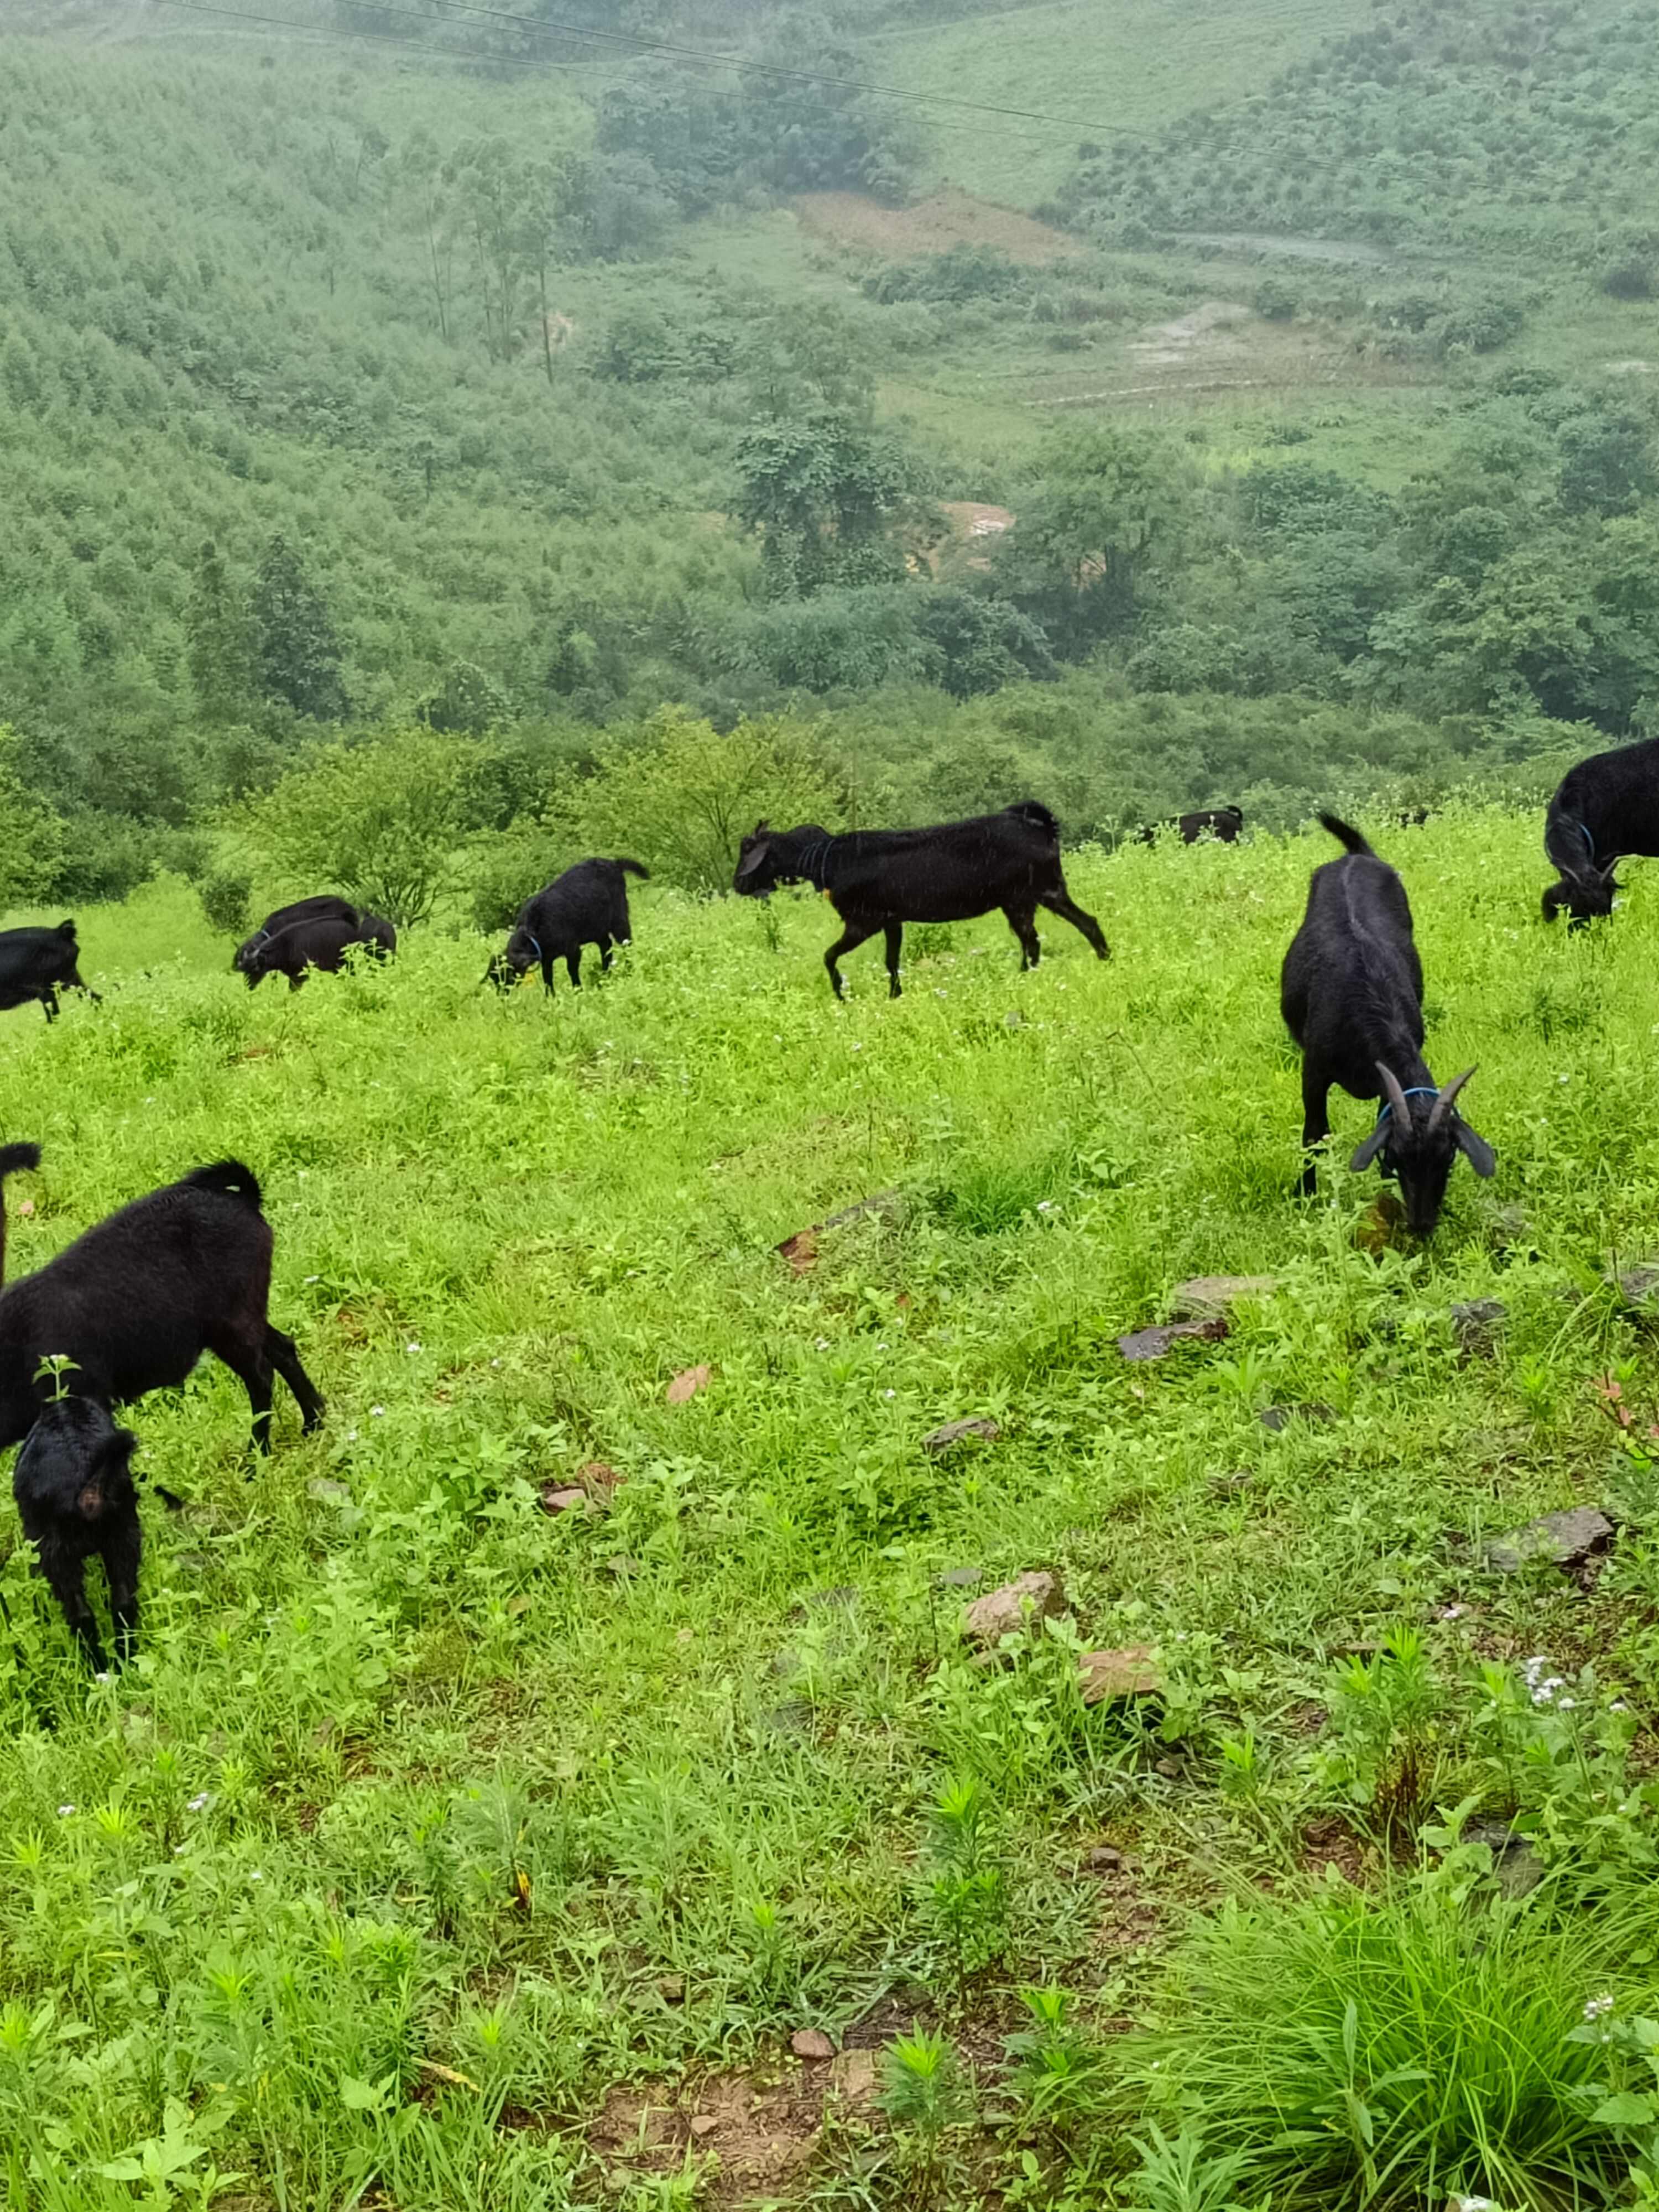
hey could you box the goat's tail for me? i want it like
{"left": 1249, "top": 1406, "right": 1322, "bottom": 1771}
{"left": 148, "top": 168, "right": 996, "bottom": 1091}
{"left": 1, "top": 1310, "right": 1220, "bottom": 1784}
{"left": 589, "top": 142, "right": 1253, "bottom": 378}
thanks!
{"left": 182, "top": 1160, "right": 264, "bottom": 1212}
{"left": 1317, "top": 811, "right": 1376, "bottom": 857}
{"left": 1009, "top": 800, "right": 1060, "bottom": 839}
{"left": 613, "top": 858, "right": 651, "bottom": 880}
{"left": 0, "top": 1140, "right": 41, "bottom": 1292}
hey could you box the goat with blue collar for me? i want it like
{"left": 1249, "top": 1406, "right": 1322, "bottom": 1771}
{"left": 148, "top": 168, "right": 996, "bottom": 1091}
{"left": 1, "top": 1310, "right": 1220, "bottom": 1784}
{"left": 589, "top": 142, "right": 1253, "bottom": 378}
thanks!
{"left": 1281, "top": 813, "right": 1495, "bottom": 1234}
{"left": 489, "top": 858, "right": 649, "bottom": 995}
{"left": 1541, "top": 734, "right": 1659, "bottom": 928}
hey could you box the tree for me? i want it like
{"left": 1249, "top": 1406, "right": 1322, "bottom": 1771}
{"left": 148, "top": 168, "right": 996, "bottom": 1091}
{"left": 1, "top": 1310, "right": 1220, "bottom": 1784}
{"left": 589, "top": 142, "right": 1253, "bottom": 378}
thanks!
{"left": 186, "top": 540, "right": 254, "bottom": 725}
{"left": 545, "top": 707, "right": 847, "bottom": 891}
{"left": 0, "top": 725, "right": 68, "bottom": 910}
{"left": 735, "top": 410, "right": 919, "bottom": 597}
{"left": 997, "top": 428, "right": 1194, "bottom": 655}
{"left": 240, "top": 731, "right": 492, "bottom": 926}
{"left": 252, "top": 536, "right": 347, "bottom": 722}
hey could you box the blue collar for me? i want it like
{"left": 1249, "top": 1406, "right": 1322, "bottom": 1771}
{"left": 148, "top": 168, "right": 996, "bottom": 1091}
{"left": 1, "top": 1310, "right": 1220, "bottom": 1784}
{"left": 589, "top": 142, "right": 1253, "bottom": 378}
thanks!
{"left": 1580, "top": 822, "right": 1597, "bottom": 856}
{"left": 1376, "top": 1086, "right": 1439, "bottom": 1124}
{"left": 524, "top": 934, "right": 542, "bottom": 961}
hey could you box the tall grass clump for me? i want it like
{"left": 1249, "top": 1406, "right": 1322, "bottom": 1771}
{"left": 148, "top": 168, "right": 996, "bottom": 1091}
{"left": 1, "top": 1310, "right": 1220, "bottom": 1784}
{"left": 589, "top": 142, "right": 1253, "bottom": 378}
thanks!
{"left": 1124, "top": 1874, "right": 1633, "bottom": 2207}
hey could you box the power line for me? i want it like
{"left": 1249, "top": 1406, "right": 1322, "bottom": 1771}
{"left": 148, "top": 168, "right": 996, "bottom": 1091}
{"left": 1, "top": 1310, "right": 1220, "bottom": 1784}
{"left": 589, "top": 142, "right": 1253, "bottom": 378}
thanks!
{"left": 153, "top": 0, "right": 603, "bottom": 72}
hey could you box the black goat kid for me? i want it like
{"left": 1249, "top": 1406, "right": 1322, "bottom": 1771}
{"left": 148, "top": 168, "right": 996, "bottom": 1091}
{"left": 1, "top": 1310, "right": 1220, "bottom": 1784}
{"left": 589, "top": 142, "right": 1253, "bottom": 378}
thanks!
{"left": 1541, "top": 735, "right": 1659, "bottom": 926}
{"left": 493, "top": 858, "right": 649, "bottom": 994}
{"left": 0, "top": 1148, "right": 324, "bottom": 1455}
{"left": 13, "top": 1398, "right": 140, "bottom": 1672}
{"left": 733, "top": 803, "right": 1108, "bottom": 999}
{"left": 1281, "top": 814, "right": 1495, "bottom": 1234}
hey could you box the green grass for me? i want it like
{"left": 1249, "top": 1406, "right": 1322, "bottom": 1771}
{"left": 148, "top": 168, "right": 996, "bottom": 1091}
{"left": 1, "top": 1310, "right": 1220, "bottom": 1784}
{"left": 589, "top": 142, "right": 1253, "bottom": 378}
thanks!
{"left": 853, "top": 0, "right": 1376, "bottom": 207}
{"left": 6, "top": 813, "right": 1659, "bottom": 2205}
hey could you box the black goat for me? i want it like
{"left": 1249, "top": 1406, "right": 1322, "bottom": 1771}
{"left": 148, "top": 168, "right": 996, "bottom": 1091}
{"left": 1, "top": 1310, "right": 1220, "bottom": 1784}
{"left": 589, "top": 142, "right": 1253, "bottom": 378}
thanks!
{"left": 494, "top": 859, "right": 649, "bottom": 993}
{"left": 733, "top": 803, "right": 1108, "bottom": 999}
{"left": 1281, "top": 813, "right": 1494, "bottom": 1234}
{"left": 241, "top": 911, "right": 396, "bottom": 990}
{"left": 1138, "top": 806, "right": 1244, "bottom": 846}
{"left": 1542, "top": 736, "right": 1659, "bottom": 926}
{"left": 234, "top": 896, "right": 359, "bottom": 979}
{"left": 0, "top": 1148, "right": 324, "bottom": 1455}
{"left": 0, "top": 921, "right": 97, "bottom": 1021}
{"left": 13, "top": 1397, "right": 141, "bottom": 1673}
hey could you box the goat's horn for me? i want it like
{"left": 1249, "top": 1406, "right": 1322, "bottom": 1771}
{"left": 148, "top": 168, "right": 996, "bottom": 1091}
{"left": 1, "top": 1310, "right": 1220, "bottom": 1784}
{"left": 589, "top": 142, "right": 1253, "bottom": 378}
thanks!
{"left": 1375, "top": 1063, "right": 1411, "bottom": 1124}
{"left": 1429, "top": 1067, "right": 1477, "bottom": 1130}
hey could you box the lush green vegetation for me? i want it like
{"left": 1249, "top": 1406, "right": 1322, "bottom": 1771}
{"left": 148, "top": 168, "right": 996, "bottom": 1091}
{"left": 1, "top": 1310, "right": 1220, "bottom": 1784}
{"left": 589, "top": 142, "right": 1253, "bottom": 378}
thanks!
{"left": 7, "top": 813, "right": 1659, "bottom": 2208}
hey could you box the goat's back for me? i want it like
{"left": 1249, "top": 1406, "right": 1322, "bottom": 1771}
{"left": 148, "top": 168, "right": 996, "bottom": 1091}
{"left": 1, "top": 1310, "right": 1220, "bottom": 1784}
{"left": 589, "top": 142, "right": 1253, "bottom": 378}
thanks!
{"left": 1551, "top": 737, "right": 1659, "bottom": 859}
{"left": 1282, "top": 849, "right": 1422, "bottom": 1055}
{"left": 521, "top": 859, "right": 638, "bottom": 945}
{"left": 821, "top": 804, "right": 1067, "bottom": 920}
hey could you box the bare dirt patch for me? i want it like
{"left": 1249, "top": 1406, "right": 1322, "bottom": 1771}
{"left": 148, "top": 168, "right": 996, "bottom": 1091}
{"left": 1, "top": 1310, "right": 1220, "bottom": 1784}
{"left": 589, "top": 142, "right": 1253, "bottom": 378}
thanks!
{"left": 930, "top": 499, "right": 1015, "bottom": 576}
{"left": 1032, "top": 298, "right": 1415, "bottom": 408}
{"left": 794, "top": 186, "right": 1074, "bottom": 263}
{"left": 589, "top": 2070, "right": 829, "bottom": 2204}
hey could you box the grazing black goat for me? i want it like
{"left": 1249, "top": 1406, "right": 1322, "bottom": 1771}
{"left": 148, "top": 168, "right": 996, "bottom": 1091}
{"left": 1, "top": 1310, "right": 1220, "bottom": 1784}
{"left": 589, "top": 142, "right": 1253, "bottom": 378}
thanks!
{"left": 234, "top": 896, "right": 359, "bottom": 979}
{"left": 241, "top": 911, "right": 396, "bottom": 990}
{"left": 492, "top": 859, "right": 649, "bottom": 993}
{"left": 0, "top": 1147, "right": 324, "bottom": 1456}
{"left": 1281, "top": 814, "right": 1495, "bottom": 1234}
{"left": 1542, "top": 736, "right": 1659, "bottom": 926}
{"left": 13, "top": 1397, "right": 142, "bottom": 1672}
{"left": 0, "top": 921, "right": 97, "bottom": 1022}
{"left": 1138, "top": 806, "right": 1244, "bottom": 846}
{"left": 733, "top": 803, "right": 1108, "bottom": 999}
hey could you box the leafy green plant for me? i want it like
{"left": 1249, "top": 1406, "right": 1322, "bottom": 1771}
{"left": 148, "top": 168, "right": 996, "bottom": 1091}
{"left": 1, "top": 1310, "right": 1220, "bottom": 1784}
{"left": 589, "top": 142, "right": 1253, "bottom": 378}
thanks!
{"left": 924, "top": 1774, "right": 1008, "bottom": 1981}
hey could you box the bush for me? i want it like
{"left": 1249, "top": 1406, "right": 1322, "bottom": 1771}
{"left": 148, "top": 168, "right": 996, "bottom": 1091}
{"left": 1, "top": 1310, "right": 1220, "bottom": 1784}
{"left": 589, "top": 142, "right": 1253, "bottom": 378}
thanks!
{"left": 1123, "top": 1875, "right": 1633, "bottom": 2207}
{"left": 1602, "top": 255, "right": 1656, "bottom": 300}
{"left": 546, "top": 706, "right": 847, "bottom": 893}
{"left": 197, "top": 868, "right": 253, "bottom": 938}
{"left": 238, "top": 730, "right": 496, "bottom": 927}
{"left": 465, "top": 831, "right": 553, "bottom": 935}
{"left": 1254, "top": 276, "right": 1300, "bottom": 321}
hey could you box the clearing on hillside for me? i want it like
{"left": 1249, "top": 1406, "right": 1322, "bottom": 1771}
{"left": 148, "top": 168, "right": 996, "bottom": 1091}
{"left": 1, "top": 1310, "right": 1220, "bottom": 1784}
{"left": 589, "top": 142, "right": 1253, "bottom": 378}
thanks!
{"left": 794, "top": 185, "right": 1076, "bottom": 262}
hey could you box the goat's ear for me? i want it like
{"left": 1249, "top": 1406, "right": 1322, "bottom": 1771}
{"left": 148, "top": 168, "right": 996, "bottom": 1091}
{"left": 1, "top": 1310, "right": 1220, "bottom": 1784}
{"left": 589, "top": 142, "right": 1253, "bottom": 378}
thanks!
{"left": 734, "top": 839, "right": 771, "bottom": 882}
{"left": 1349, "top": 1123, "right": 1390, "bottom": 1172}
{"left": 1455, "top": 1121, "right": 1497, "bottom": 1178}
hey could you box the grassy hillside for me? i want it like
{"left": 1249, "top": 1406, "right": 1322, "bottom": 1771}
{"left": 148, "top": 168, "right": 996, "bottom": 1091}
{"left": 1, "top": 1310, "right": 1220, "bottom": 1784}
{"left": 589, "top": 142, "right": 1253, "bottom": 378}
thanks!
{"left": 7, "top": 815, "right": 1659, "bottom": 2204}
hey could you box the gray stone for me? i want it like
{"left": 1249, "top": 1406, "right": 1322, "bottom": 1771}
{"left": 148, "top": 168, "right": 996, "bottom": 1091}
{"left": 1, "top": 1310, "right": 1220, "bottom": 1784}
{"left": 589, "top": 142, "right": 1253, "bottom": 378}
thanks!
{"left": 761, "top": 1700, "right": 813, "bottom": 1739}
{"left": 1610, "top": 1264, "right": 1659, "bottom": 1307}
{"left": 1259, "top": 1401, "right": 1337, "bottom": 1433}
{"left": 936, "top": 1566, "right": 984, "bottom": 1589}
{"left": 1452, "top": 1299, "right": 1508, "bottom": 1357}
{"left": 306, "top": 1478, "right": 353, "bottom": 1505}
{"left": 1486, "top": 1506, "right": 1615, "bottom": 1575}
{"left": 1208, "top": 1470, "right": 1254, "bottom": 1498}
{"left": 1078, "top": 1646, "right": 1162, "bottom": 1704}
{"left": 1118, "top": 1317, "right": 1229, "bottom": 1363}
{"left": 1086, "top": 1844, "right": 1124, "bottom": 1873}
{"left": 962, "top": 1570, "right": 1067, "bottom": 1649}
{"left": 923, "top": 1417, "right": 1001, "bottom": 1454}
{"left": 603, "top": 1554, "right": 643, "bottom": 1579}
{"left": 791, "top": 2028, "right": 835, "bottom": 2060}
{"left": 1171, "top": 1275, "right": 1279, "bottom": 1319}
{"left": 1462, "top": 1818, "right": 1544, "bottom": 1899}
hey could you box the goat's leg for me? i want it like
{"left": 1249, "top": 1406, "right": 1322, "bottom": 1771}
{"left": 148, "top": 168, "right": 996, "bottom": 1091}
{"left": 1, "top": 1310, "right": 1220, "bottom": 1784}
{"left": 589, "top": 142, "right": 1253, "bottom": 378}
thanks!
{"left": 207, "top": 1326, "right": 276, "bottom": 1454}
{"left": 540, "top": 952, "right": 555, "bottom": 996}
{"left": 1004, "top": 904, "right": 1042, "bottom": 971}
{"left": 567, "top": 947, "right": 582, "bottom": 989}
{"left": 822, "top": 920, "right": 876, "bottom": 1000}
{"left": 1038, "top": 887, "right": 1110, "bottom": 961}
{"left": 267, "top": 1324, "right": 326, "bottom": 1433}
{"left": 598, "top": 937, "right": 615, "bottom": 974}
{"left": 103, "top": 1520, "right": 142, "bottom": 1668}
{"left": 1298, "top": 1068, "right": 1331, "bottom": 1198}
{"left": 883, "top": 923, "right": 904, "bottom": 998}
{"left": 40, "top": 988, "right": 59, "bottom": 1024}
{"left": 37, "top": 1542, "right": 107, "bottom": 1672}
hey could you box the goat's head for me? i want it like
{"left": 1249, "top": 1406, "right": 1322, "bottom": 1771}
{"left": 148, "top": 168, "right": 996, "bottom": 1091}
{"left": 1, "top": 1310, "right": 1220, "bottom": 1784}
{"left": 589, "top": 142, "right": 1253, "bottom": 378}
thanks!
{"left": 502, "top": 926, "right": 540, "bottom": 978}
{"left": 20, "top": 1398, "right": 139, "bottom": 1524}
{"left": 1542, "top": 862, "right": 1618, "bottom": 928}
{"left": 1348, "top": 1063, "right": 1495, "bottom": 1236}
{"left": 733, "top": 821, "right": 780, "bottom": 898}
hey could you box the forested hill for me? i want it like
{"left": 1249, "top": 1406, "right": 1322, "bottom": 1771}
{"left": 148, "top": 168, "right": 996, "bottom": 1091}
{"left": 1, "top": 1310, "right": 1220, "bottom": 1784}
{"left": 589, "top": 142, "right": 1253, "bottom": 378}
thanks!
{"left": 4, "top": 0, "right": 1659, "bottom": 908}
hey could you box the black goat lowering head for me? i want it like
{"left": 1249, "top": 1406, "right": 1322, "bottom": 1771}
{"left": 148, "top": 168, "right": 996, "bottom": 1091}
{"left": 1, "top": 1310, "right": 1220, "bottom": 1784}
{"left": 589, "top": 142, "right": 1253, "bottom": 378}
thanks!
{"left": 502, "top": 924, "right": 540, "bottom": 976}
{"left": 733, "top": 820, "right": 778, "bottom": 896}
{"left": 1542, "top": 863, "right": 1618, "bottom": 927}
{"left": 1348, "top": 1063, "right": 1496, "bottom": 1236}
{"left": 14, "top": 1397, "right": 139, "bottom": 1526}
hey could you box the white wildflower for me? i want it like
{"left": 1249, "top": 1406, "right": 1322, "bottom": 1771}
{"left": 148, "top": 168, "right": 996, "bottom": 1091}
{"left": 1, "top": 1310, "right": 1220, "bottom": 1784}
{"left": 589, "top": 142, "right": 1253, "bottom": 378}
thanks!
{"left": 187, "top": 1792, "right": 212, "bottom": 1813}
{"left": 1585, "top": 1994, "right": 1615, "bottom": 2021}
{"left": 883, "top": 1389, "right": 896, "bottom": 1400}
{"left": 370, "top": 1405, "right": 384, "bottom": 1417}
{"left": 56, "top": 1804, "right": 75, "bottom": 1818}
{"left": 405, "top": 1342, "right": 421, "bottom": 1354}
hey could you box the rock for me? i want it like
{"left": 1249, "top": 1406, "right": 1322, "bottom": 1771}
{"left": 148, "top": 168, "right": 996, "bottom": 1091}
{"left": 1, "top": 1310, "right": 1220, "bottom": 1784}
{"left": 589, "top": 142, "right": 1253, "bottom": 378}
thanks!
{"left": 832, "top": 2049, "right": 879, "bottom": 2104}
{"left": 761, "top": 1700, "right": 812, "bottom": 1739}
{"left": 923, "top": 1417, "right": 1001, "bottom": 1454}
{"left": 1452, "top": 1298, "right": 1507, "bottom": 1354}
{"left": 540, "top": 1485, "right": 589, "bottom": 1515}
{"left": 963, "top": 1570, "right": 1067, "bottom": 1648}
{"left": 1462, "top": 1818, "right": 1544, "bottom": 1900}
{"left": 690, "top": 2114, "right": 718, "bottom": 2138}
{"left": 656, "top": 1975, "right": 685, "bottom": 2004}
{"left": 776, "top": 1189, "right": 906, "bottom": 1272}
{"left": 791, "top": 2028, "right": 835, "bottom": 2060}
{"left": 603, "top": 1554, "right": 643, "bottom": 1579}
{"left": 1259, "top": 1402, "right": 1336, "bottom": 1433}
{"left": 666, "top": 1364, "right": 712, "bottom": 1405}
{"left": 936, "top": 1567, "right": 984, "bottom": 1589}
{"left": 1086, "top": 1844, "right": 1123, "bottom": 1873}
{"left": 1207, "top": 1470, "right": 1253, "bottom": 1498}
{"left": 1609, "top": 1264, "right": 1659, "bottom": 1307}
{"left": 1117, "top": 1316, "right": 1229, "bottom": 1363}
{"left": 1078, "top": 1645, "right": 1162, "bottom": 1704}
{"left": 1171, "top": 1275, "right": 1278, "bottom": 1319}
{"left": 306, "top": 1478, "right": 353, "bottom": 1505}
{"left": 1486, "top": 1506, "right": 1615, "bottom": 1575}
{"left": 805, "top": 1584, "right": 859, "bottom": 1611}
{"left": 578, "top": 1460, "right": 622, "bottom": 1493}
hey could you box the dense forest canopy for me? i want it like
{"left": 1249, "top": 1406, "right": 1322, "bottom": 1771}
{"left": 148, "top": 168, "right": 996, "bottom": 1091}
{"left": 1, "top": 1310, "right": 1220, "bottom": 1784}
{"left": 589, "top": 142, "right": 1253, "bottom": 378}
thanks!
{"left": 2, "top": 0, "right": 1659, "bottom": 907}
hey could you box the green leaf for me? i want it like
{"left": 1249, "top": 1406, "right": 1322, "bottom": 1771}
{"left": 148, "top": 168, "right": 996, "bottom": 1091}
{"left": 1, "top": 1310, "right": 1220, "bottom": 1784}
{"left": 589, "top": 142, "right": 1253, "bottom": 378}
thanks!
{"left": 1593, "top": 2090, "right": 1657, "bottom": 2125}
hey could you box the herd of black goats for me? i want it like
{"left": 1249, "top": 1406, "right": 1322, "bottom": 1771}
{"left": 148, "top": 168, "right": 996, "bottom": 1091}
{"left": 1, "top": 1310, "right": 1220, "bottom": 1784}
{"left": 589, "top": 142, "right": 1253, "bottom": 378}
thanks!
{"left": 0, "top": 734, "right": 1654, "bottom": 1672}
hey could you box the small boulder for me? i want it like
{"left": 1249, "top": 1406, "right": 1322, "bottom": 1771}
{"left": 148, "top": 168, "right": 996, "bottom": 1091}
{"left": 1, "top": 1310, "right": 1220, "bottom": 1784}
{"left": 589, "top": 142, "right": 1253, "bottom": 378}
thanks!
{"left": 604, "top": 1553, "right": 643, "bottom": 1579}
{"left": 1078, "top": 1645, "right": 1162, "bottom": 1704}
{"left": 936, "top": 1566, "right": 984, "bottom": 1589}
{"left": 1462, "top": 1817, "right": 1543, "bottom": 1900}
{"left": 791, "top": 2028, "right": 835, "bottom": 2061}
{"left": 1486, "top": 1506, "right": 1615, "bottom": 1575}
{"left": 923, "top": 1417, "right": 1001, "bottom": 1454}
{"left": 1259, "top": 1402, "right": 1336, "bottom": 1434}
{"left": 1609, "top": 1264, "right": 1659, "bottom": 1308}
{"left": 690, "top": 2114, "right": 718, "bottom": 2138}
{"left": 1086, "top": 1844, "right": 1124, "bottom": 1873}
{"left": 776, "top": 1190, "right": 906, "bottom": 1273}
{"left": 832, "top": 2049, "right": 879, "bottom": 2104}
{"left": 666, "top": 1364, "right": 712, "bottom": 1405}
{"left": 1117, "top": 1316, "right": 1228, "bottom": 1363}
{"left": 540, "top": 1485, "right": 589, "bottom": 1516}
{"left": 656, "top": 1975, "right": 685, "bottom": 2005}
{"left": 963, "top": 1570, "right": 1067, "bottom": 1649}
{"left": 1171, "top": 1275, "right": 1278, "bottom": 1319}
{"left": 1452, "top": 1298, "right": 1507, "bottom": 1355}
